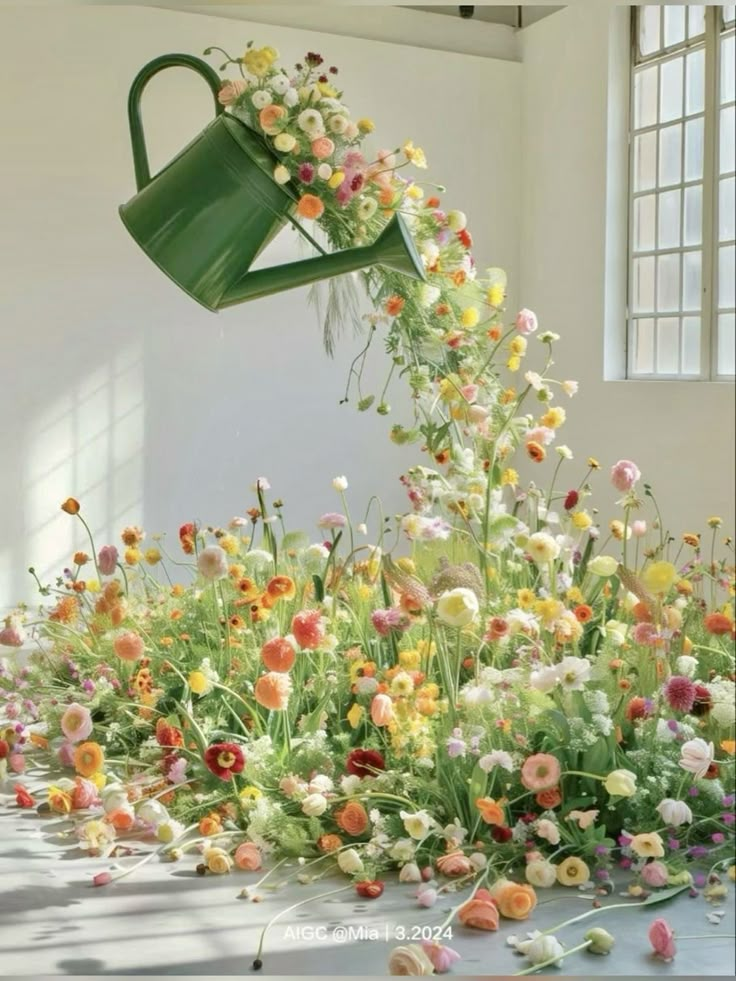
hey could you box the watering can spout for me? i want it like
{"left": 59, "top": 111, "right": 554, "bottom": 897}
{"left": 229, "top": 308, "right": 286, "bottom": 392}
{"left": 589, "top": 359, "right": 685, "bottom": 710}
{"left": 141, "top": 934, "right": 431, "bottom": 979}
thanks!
{"left": 220, "top": 214, "right": 426, "bottom": 308}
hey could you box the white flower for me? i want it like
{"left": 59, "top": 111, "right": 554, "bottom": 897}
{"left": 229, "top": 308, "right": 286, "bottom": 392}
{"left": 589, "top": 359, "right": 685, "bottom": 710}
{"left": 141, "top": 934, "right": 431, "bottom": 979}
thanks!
{"left": 327, "top": 113, "right": 348, "bottom": 134}
{"left": 332, "top": 475, "right": 348, "bottom": 492}
{"left": 337, "top": 848, "right": 364, "bottom": 874}
{"left": 252, "top": 477, "right": 271, "bottom": 491}
{"left": 399, "top": 862, "right": 422, "bottom": 883}
{"left": 479, "top": 750, "right": 514, "bottom": 773}
{"left": 137, "top": 799, "right": 169, "bottom": 827}
{"left": 400, "top": 809, "right": 434, "bottom": 840}
{"left": 156, "top": 818, "right": 185, "bottom": 844}
{"left": 515, "top": 932, "right": 565, "bottom": 967}
{"left": 283, "top": 87, "right": 299, "bottom": 107}
{"left": 340, "top": 774, "right": 362, "bottom": 796}
{"left": 243, "top": 549, "right": 275, "bottom": 572}
{"left": 297, "top": 108, "right": 324, "bottom": 136}
{"left": 436, "top": 588, "right": 479, "bottom": 628}
{"left": 529, "top": 664, "right": 559, "bottom": 693}
{"left": 197, "top": 545, "right": 229, "bottom": 581}
{"left": 388, "top": 944, "right": 435, "bottom": 976}
{"left": 357, "top": 197, "right": 378, "bottom": 221}
{"left": 251, "top": 89, "right": 272, "bottom": 109}
{"left": 101, "top": 784, "right": 130, "bottom": 814}
{"left": 605, "top": 619, "right": 628, "bottom": 647}
{"left": 556, "top": 445, "right": 573, "bottom": 460}
{"left": 419, "top": 283, "right": 441, "bottom": 308}
{"left": 446, "top": 209, "right": 467, "bottom": 231}
{"left": 525, "top": 859, "right": 558, "bottom": 888}
{"left": 273, "top": 164, "right": 290, "bottom": 185}
{"left": 562, "top": 380, "right": 579, "bottom": 397}
{"left": 587, "top": 555, "right": 618, "bottom": 577}
{"left": 524, "top": 370, "right": 544, "bottom": 390}
{"left": 527, "top": 532, "right": 560, "bottom": 565}
{"left": 557, "top": 656, "right": 591, "bottom": 691}
{"left": 317, "top": 162, "right": 333, "bottom": 180}
{"left": 535, "top": 818, "right": 560, "bottom": 845}
{"left": 301, "top": 793, "right": 328, "bottom": 817}
{"left": 357, "top": 522, "right": 368, "bottom": 535}
{"left": 712, "top": 699, "right": 736, "bottom": 727}
{"left": 389, "top": 838, "right": 417, "bottom": 863}
{"left": 675, "top": 655, "right": 698, "bottom": 678}
{"left": 656, "top": 718, "right": 679, "bottom": 743}
{"left": 308, "top": 774, "right": 334, "bottom": 794}
{"left": 656, "top": 798, "right": 693, "bottom": 826}
{"left": 679, "top": 737, "right": 715, "bottom": 779}
{"left": 270, "top": 73, "right": 290, "bottom": 95}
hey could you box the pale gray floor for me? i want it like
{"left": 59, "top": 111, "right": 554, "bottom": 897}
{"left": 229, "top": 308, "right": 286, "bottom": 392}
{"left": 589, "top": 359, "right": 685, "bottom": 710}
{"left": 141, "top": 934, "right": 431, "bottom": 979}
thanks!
{"left": 1, "top": 780, "right": 734, "bottom": 977}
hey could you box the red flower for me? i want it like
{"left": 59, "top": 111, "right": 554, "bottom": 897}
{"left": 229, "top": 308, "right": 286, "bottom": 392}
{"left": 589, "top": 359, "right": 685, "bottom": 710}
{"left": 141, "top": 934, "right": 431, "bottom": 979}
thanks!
{"left": 14, "top": 784, "right": 35, "bottom": 808}
{"left": 155, "top": 718, "right": 184, "bottom": 748}
{"left": 564, "top": 489, "right": 579, "bottom": 510}
{"left": 356, "top": 880, "right": 384, "bottom": 899}
{"left": 704, "top": 612, "right": 733, "bottom": 635}
{"left": 204, "top": 742, "right": 245, "bottom": 781}
{"left": 691, "top": 684, "right": 712, "bottom": 716}
{"left": 0, "top": 739, "right": 9, "bottom": 759}
{"left": 492, "top": 826, "right": 513, "bottom": 843}
{"left": 179, "top": 522, "right": 196, "bottom": 555}
{"left": 457, "top": 228, "right": 473, "bottom": 248}
{"left": 346, "top": 748, "right": 386, "bottom": 779}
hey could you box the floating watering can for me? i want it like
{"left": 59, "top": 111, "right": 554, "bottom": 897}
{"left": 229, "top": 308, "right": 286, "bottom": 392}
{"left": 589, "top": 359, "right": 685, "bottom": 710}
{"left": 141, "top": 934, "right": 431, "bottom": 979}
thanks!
{"left": 119, "top": 54, "right": 426, "bottom": 311}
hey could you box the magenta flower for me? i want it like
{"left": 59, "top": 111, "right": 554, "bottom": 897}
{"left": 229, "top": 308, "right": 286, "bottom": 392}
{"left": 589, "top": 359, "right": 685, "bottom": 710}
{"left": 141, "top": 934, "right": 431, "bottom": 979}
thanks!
{"left": 663, "top": 676, "right": 696, "bottom": 712}
{"left": 97, "top": 545, "right": 119, "bottom": 576}
{"left": 371, "top": 608, "right": 409, "bottom": 637}
{"left": 297, "top": 162, "right": 315, "bottom": 183}
{"left": 610, "top": 459, "right": 641, "bottom": 492}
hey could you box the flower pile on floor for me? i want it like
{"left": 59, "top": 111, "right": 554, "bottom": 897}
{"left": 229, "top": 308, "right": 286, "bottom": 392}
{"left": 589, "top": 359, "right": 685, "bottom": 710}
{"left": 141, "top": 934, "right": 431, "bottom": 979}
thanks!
{"left": 1, "top": 40, "right": 735, "bottom": 976}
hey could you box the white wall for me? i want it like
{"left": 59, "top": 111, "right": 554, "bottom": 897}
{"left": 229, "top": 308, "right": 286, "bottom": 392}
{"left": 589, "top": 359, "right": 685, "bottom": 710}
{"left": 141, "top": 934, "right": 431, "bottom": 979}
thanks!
{"left": 520, "top": 5, "right": 736, "bottom": 538}
{"left": 0, "top": 5, "right": 521, "bottom": 606}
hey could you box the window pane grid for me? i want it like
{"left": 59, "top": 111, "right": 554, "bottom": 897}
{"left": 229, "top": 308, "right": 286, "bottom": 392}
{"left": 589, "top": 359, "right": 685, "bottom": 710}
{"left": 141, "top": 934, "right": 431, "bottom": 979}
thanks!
{"left": 629, "top": 6, "right": 735, "bottom": 380}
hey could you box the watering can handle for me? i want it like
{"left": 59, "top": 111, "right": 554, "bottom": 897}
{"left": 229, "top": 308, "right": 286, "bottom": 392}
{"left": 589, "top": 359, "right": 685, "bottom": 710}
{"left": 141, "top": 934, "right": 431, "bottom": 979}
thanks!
{"left": 127, "top": 53, "right": 224, "bottom": 191}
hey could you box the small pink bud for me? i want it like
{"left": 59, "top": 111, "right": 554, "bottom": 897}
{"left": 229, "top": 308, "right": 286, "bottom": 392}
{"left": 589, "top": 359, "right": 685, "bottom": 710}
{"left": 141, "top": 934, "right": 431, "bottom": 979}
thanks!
{"left": 421, "top": 865, "right": 434, "bottom": 881}
{"left": 93, "top": 872, "right": 112, "bottom": 887}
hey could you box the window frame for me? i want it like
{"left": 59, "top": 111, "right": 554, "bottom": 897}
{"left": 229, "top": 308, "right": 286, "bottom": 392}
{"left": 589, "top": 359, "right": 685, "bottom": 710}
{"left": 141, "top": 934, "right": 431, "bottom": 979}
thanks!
{"left": 626, "top": 5, "right": 736, "bottom": 381}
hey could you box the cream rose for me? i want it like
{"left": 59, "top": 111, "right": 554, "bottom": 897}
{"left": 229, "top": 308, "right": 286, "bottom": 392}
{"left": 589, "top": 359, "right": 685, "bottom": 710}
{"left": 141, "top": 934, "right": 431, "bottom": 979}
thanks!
{"left": 388, "top": 944, "right": 435, "bottom": 976}
{"left": 436, "top": 588, "right": 479, "bottom": 628}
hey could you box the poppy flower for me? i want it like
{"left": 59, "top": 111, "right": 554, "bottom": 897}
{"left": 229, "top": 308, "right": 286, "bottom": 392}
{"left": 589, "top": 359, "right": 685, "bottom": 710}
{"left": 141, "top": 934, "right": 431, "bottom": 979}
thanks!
{"left": 204, "top": 742, "right": 245, "bottom": 781}
{"left": 61, "top": 498, "right": 81, "bottom": 515}
{"left": 355, "top": 880, "right": 384, "bottom": 899}
{"left": 346, "top": 748, "right": 385, "bottom": 779}
{"left": 179, "top": 523, "right": 196, "bottom": 555}
{"left": 14, "top": 784, "right": 35, "bottom": 808}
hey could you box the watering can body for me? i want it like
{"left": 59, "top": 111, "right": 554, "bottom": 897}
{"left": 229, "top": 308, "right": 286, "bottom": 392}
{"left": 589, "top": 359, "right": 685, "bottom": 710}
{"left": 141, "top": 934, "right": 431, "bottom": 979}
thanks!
{"left": 119, "top": 55, "right": 426, "bottom": 311}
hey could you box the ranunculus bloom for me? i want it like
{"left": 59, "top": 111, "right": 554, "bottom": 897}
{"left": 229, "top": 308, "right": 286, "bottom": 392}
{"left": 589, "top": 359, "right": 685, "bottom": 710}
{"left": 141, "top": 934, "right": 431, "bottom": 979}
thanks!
{"left": 421, "top": 941, "right": 462, "bottom": 974}
{"left": 641, "top": 860, "right": 668, "bottom": 887}
{"left": 515, "top": 308, "right": 538, "bottom": 335}
{"left": 535, "top": 787, "right": 562, "bottom": 809}
{"left": 337, "top": 848, "right": 364, "bottom": 875}
{"left": 218, "top": 78, "right": 248, "bottom": 106}
{"left": 197, "top": 545, "right": 229, "bottom": 580}
{"left": 336, "top": 801, "right": 369, "bottom": 837}
{"left": 234, "top": 842, "right": 262, "bottom": 871}
{"left": 655, "top": 798, "right": 692, "bottom": 826}
{"left": 648, "top": 918, "right": 676, "bottom": 961}
{"left": 704, "top": 612, "right": 733, "bottom": 635}
{"left": 296, "top": 193, "right": 325, "bottom": 220}
{"left": 14, "top": 784, "right": 35, "bottom": 808}
{"left": 520, "top": 753, "right": 561, "bottom": 791}
{"left": 73, "top": 741, "right": 104, "bottom": 778}
{"left": 346, "top": 748, "right": 385, "bottom": 779}
{"left": 61, "top": 497, "right": 81, "bottom": 515}
{"left": 457, "top": 888, "right": 500, "bottom": 930}
{"left": 205, "top": 847, "right": 233, "bottom": 875}
{"left": 113, "top": 631, "right": 144, "bottom": 662}
{"left": 61, "top": 703, "right": 93, "bottom": 743}
{"left": 525, "top": 859, "right": 557, "bottom": 888}
{"left": 388, "top": 944, "right": 435, "bottom": 975}
{"left": 436, "top": 588, "right": 479, "bottom": 627}
{"left": 0, "top": 623, "right": 25, "bottom": 647}
{"left": 97, "top": 545, "right": 118, "bottom": 576}
{"left": 370, "top": 693, "right": 395, "bottom": 726}
{"left": 204, "top": 742, "right": 245, "bottom": 781}
{"left": 679, "top": 737, "right": 714, "bottom": 779}
{"left": 356, "top": 879, "right": 384, "bottom": 899}
{"left": 490, "top": 878, "right": 538, "bottom": 920}
{"left": 254, "top": 672, "right": 291, "bottom": 710}
{"left": 71, "top": 776, "right": 99, "bottom": 809}
{"left": 259, "top": 104, "right": 286, "bottom": 134}
{"left": 311, "top": 136, "right": 335, "bottom": 159}
{"left": 291, "top": 609, "right": 325, "bottom": 650}
{"left": 610, "top": 459, "right": 641, "bottom": 492}
{"left": 435, "top": 851, "right": 473, "bottom": 877}
{"left": 261, "top": 637, "right": 296, "bottom": 673}
{"left": 604, "top": 768, "right": 637, "bottom": 797}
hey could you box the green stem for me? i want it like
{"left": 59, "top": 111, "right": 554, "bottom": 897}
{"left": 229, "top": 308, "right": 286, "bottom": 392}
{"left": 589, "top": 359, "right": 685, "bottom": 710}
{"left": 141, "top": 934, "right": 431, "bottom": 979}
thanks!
{"left": 252, "top": 885, "right": 353, "bottom": 967}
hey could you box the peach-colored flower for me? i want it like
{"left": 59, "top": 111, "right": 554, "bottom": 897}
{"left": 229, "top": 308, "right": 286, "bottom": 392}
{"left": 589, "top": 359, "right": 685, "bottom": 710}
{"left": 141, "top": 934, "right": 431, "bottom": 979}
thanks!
{"left": 520, "top": 753, "right": 560, "bottom": 791}
{"left": 73, "top": 741, "right": 104, "bottom": 778}
{"left": 218, "top": 79, "right": 248, "bottom": 106}
{"left": 259, "top": 104, "right": 286, "bottom": 135}
{"left": 436, "top": 851, "right": 473, "bottom": 877}
{"left": 254, "top": 672, "right": 291, "bottom": 711}
{"left": 234, "top": 842, "right": 262, "bottom": 871}
{"left": 566, "top": 808, "right": 599, "bottom": 830}
{"left": 317, "top": 834, "right": 343, "bottom": 853}
{"left": 475, "top": 797, "right": 506, "bottom": 826}
{"left": 71, "top": 777, "right": 98, "bottom": 809}
{"left": 370, "top": 693, "right": 394, "bottom": 726}
{"left": 489, "top": 878, "right": 537, "bottom": 920}
{"left": 291, "top": 610, "right": 325, "bottom": 650}
{"left": 107, "top": 807, "right": 135, "bottom": 831}
{"left": 113, "top": 631, "right": 144, "bottom": 662}
{"left": 61, "top": 703, "right": 93, "bottom": 743}
{"left": 457, "top": 888, "right": 499, "bottom": 930}
{"left": 261, "top": 637, "right": 296, "bottom": 673}
{"left": 311, "top": 136, "right": 335, "bottom": 159}
{"left": 296, "top": 193, "right": 325, "bottom": 220}
{"left": 336, "top": 801, "right": 369, "bottom": 837}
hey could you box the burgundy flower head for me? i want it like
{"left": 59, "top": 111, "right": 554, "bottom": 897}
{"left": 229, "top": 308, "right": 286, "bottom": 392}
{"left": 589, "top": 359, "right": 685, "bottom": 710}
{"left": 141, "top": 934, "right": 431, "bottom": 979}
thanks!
{"left": 564, "top": 489, "right": 579, "bottom": 510}
{"left": 346, "top": 748, "right": 386, "bottom": 779}
{"left": 204, "top": 742, "right": 245, "bottom": 781}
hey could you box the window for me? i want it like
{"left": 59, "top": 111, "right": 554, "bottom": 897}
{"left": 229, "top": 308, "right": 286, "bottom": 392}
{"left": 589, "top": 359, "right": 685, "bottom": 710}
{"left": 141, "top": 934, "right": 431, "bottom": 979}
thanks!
{"left": 628, "top": 5, "right": 735, "bottom": 379}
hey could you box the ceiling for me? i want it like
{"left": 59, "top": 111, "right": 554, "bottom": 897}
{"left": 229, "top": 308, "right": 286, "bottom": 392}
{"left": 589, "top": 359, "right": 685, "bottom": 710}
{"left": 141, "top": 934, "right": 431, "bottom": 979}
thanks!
{"left": 406, "top": 6, "right": 565, "bottom": 28}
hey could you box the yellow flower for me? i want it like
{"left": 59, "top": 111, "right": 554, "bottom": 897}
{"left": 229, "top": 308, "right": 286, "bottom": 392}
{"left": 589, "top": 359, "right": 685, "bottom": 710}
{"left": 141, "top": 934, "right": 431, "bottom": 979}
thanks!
{"left": 419, "top": 683, "right": 440, "bottom": 699}
{"left": 347, "top": 703, "right": 364, "bottom": 729}
{"left": 406, "top": 184, "right": 424, "bottom": 200}
{"left": 517, "top": 588, "right": 536, "bottom": 610}
{"left": 587, "top": 457, "right": 600, "bottom": 469}
{"left": 86, "top": 579, "right": 101, "bottom": 594}
{"left": 403, "top": 140, "right": 427, "bottom": 168}
{"left": 48, "top": 785, "right": 73, "bottom": 814}
{"left": 328, "top": 171, "right": 345, "bottom": 189}
{"left": 171, "top": 584, "right": 185, "bottom": 597}
{"left": 399, "top": 649, "right": 421, "bottom": 670}
{"left": 566, "top": 586, "right": 584, "bottom": 605}
{"left": 502, "top": 468, "right": 519, "bottom": 486}
{"left": 708, "top": 516, "right": 722, "bottom": 528}
{"left": 239, "top": 786, "right": 263, "bottom": 801}
{"left": 391, "top": 672, "right": 415, "bottom": 696}
{"left": 124, "top": 547, "right": 142, "bottom": 566}
{"left": 571, "top": 510, "right": 593, "bottom": 530}
{"left": 507, "top": 355, "right": 521, "bottom": 372}
{"left": 317, "top": 81, "right": 337, "bottom": 97}
{"left": 461, "top": 307, "right": 480, "bottom": 329}
{"left": 509, "top": 336, "right": 527, "bottom": 356}
{"left": 243, "top": 46, "right": 277, "bottom": 76}
{"left": 641, "top": 561, "right": 677, "bottom": 595}
{"left": 540, "top": 406, "right": 566, "bottom": 429}
{"left": 603, "top": 769, "right": 637, "bottom": 797}
{"left": 609, "top": 520, "right": 631, "bottom": 541}
{"left": 357, "top": 118, "right": 375, "bottom": 133}
{"left": 487, "top": 284, "right": 505, "bottom": 307}
{"left": 629, "top": 832, "right": 664, "bottom": 858}
{"left": 397, "top": 557, "right": 416, "bottom": 575}
{"left": 556, "top": 856, "right": 590, "bottom": 886}
{"left": 90, "top": 771, "right": 107, "bottom": 790}
{"left": 188, "top": 670, "right": 210, "bottom": 696}
{"left": 536, "top": 597, "right": 564, "bottom": 627}
{"left": 144, "top": 548, "right": 161, "bottom": 565}
{"left": 205, "top": 846, "right": 233, "bottom": 874}
{"left": 358, "top": 584, "right": 373, "bottom": 601}
{"left": 417, "top": 639, "right": 436, "bottom": 660}
{"left": 218, "top": 534, "right": 240, "bottom": 556}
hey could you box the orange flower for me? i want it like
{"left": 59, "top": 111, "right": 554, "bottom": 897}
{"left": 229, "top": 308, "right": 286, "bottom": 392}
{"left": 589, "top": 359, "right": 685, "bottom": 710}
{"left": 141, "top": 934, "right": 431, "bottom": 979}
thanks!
{"left": 452, "top": 269, "right": 466, "bottom": 286}
{"left": 704, "top": 612, "right": 733, "bottom": 635}
{"left": 155, "top": 718, "right": 184, "bottom": 748}
{"left": 261, "top": 637, "right": 296, "bottom": 673}
{"left": 296, "top": 193, "right": 325, "bottom": 220}
{"left": 489, "top": 878, "right": 538, "bottom": 920}
{"left": 721, "top": 740, "right": 736, "bottom": 755}
{"left": 237, "top": 578, "right": 260, "bottom": 602}
{"left": 113, "top": 631, "right": 144, "bottom": 662}
{"left": 457, "top": 888, "right": 499, "bottom": 931}
{"left": 335, "top": 801, "right": 369, "bottom": 837}
{"left": 385, "top": 295, "right": 405, "bottom": 317}
{"left": 535, "top": 787, "right": 562, "bottom": 809}
{"left": 266, "top": 575, "right": 296, "bottom": 601}
{"left": 234, "top": 842, "right": 262, "bottom": 870}
{"left": 317, "top": 834, "right": 343, "bottom": 853}
{"left": 74, "top": 741, "right": 104, "bottom": 778}
{"left": 633, "top": 601, "right": 653, "bottom": 622}
{"left": 254, "top": 672, "right": 291, "bottom": 710}
{"left": 199, "top": 813, "right": 222, "bottom": 836}
{"left": 107, "top": 808, "right": 135, "bottom": 831}
{"left": 436, "top": 850, "right": 473, "bottom": 877}
{"left": 574, "top": 604, "right": 593, "bottom": 623}
{"left": 258, "top": 104, "right": 286, "bottom": 134}
{"left": 73, "top": 551, "right": 89, "bottom": 566}
{"left": 61, "top": 497, "right": 80, "bottom": 515}
{"left": 48, "top": 785, "right": 73, "bottom": 814}
{"left": 475, "top": 797, "right": 506, "bottom": 826}
{"left": 49, "top": 595, "right": 78, "bottom": 624}
{"left": 121, "top": 525, "right": 144, "bottom": 546}
{"left": 526, "top": 440, "right": 546, "bottom": 463}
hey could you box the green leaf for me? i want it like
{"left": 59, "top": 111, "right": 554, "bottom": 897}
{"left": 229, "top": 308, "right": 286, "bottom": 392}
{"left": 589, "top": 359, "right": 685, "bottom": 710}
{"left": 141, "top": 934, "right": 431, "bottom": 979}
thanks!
{"left": 468, "top": 762, "right": 488, "bottom": 813}
{"left": 642, "top": 884, "right": 691, "bottom": 905}
{"left": 312, "top": 574, "right": 325, "bottom": 602}
{"left": 282, "top": 531, "right": 310, "bottom": 553}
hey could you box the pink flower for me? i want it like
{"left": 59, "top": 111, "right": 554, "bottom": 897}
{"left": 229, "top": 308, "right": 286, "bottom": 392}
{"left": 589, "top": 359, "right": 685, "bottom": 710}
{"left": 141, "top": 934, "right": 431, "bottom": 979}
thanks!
{"left": 421, "top": 941, "right": 461, "bottom": 973}
{"left": 641, "top": 861, "right": 668, "bottom": 888}
{"left": 234, "top": 842, "right": 263, "bottom": 871}
{"left": 57, "top": 741, "right": 76, "bottom": 767}
{"left": 370, "top": 693, "right": 395, "bottom": 727}
{"left": 648, "top": 918, "right": 676, "bottom": 961}
{"left": 663, "top": 676, "right": 696, "bottom": 713}
{"left": 371, "top": 608, "right": 410, "bottom": 637}
{"left": 97, "top": 546, "right": 119, "bottom": 576}
{"left": 291, "top": 610, "right": 325, "bottom": 650}
{"left": 311, "top": 136, "right": 334, "bottom": 160}
{"left": 520, "top": 753, "right": 561, "bottom": 791}
{"left": 9, "top": 753, "right": 25, "bottom": 773}
{"left": 218, "top": 79, "right": 248, "bottom": 106}
{"left": 633, "top": 622, "right": 659, "bottom": 646}
{"left": 93, "top": 871, "right": 113, "bottom": 887}
{"left": 297, "top": 162, "right": 315, "bottom": 183}
{"left": 526, "top": 426, "right": 556, "bottom": 446}
{"left": 632, "top": 520, "right": 647, "bottom": 537}
{"left": 515, "top": 308, "right": 538, "bottom": 335}
{"left": 61, "top": 702, "right": 93, "bottom": 743}
{"left": 71, "top": 776, "right": 99, "bottom": 809}
{"left": 611, "top": 459, "right": 641, "bottom": 492}
{"left": 0, "top": 624, "right": 25, "bottom": 647}
{"left": 317, "top": 512, "right": 347, "bottom": 529}
{"left": 416, "top": 887, "right": 438, "bottom": 908}
{"left": 167, "top": 757, "right": 188, "bottom": 784}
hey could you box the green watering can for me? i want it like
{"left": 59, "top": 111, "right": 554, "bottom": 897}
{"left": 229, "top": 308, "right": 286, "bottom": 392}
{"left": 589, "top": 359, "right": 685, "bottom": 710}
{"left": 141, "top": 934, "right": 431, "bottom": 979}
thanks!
{"left": 119, "top": 54, "right": 426, "bottom": 311}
